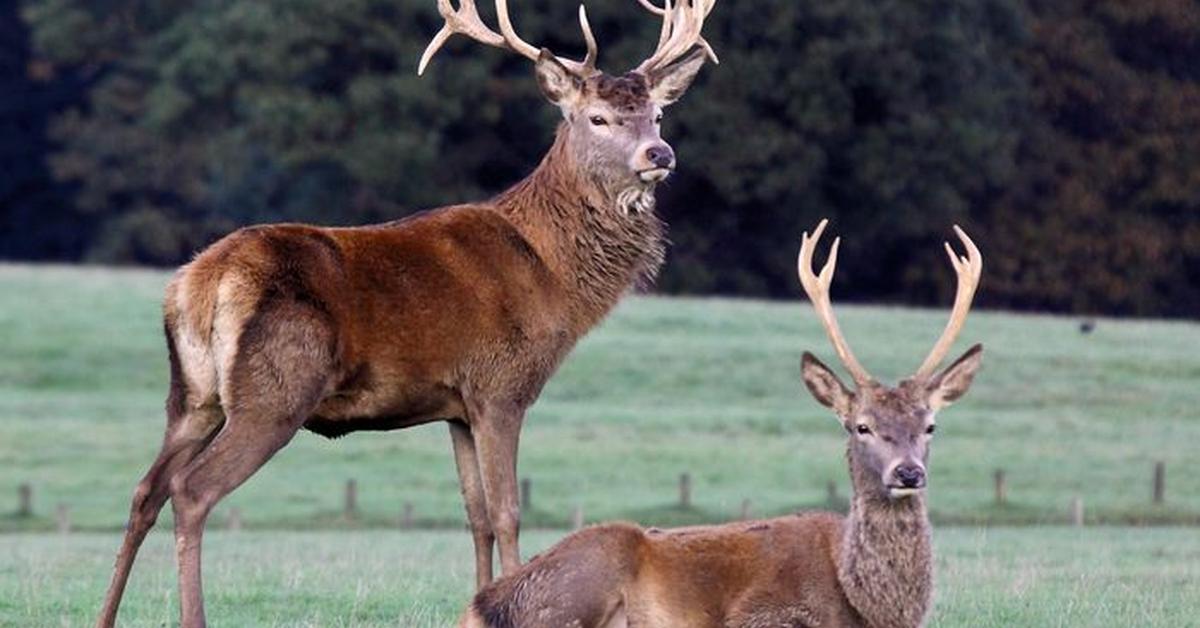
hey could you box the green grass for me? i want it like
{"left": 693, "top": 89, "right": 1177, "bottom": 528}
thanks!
{"left": 2, "top": 528, "right": 1198, "bottom": 626}
{"left": 1, "top": 264, "right": 1198, "bottom": 626}
{"left": 1, "top": 263, "right": 1197, "bottom": 531}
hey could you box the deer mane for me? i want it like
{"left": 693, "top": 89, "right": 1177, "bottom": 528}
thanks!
{"left": 492, "top": 124, "right": 666, "bottom": 329}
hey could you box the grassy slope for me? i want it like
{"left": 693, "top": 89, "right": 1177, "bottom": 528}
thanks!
{"left": 2, "top": 528, "right": 1198, "bottom": 626}
{"left": 1, "top": 263, "right": 1198, "bottom": 532}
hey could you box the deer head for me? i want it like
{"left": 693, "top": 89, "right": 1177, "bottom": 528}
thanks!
{"left": 797, "top": 219, "right": 984, "bottom": 502}
{"left": 419, "top": 0, "right": 717, "bottom": 205}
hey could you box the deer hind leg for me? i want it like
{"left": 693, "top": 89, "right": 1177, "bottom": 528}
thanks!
{"left": 449, "top": 420, "right": 495, "bottom": 590}
{"left": 96, "top": 316, "right": 226, "bottom": 628}
{"left": 168, "top": 300, "right": 335, "bottom": 628}
{"left": 468, "top": 403, "right": 524, "bottom": 576}
{"left": 95, "top": 406, "right": 223, "bottom": 628}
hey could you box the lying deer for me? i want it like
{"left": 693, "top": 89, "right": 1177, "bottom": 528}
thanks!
{"left": 460, "top": 219, "right": 984, "bottom": 628}
{"left": 95, "top": 1, "right": 720, "bottom": 626}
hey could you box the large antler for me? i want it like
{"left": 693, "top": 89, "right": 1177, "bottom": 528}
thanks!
{"left": 634, "top": 0, "right": 719, "bottom": 75}
{"left": 914, "top": 226, "right": 983, "bottom": 379}
{"left": 797, "top": 219, "right": 875, "bottom": 388}
{"left": 419, "top": 0, "right": 599, "bottom": 76}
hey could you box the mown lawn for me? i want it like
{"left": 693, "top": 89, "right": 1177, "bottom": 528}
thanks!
{"left": 1, "top": 264, "right": 1197, "bottom": 531}
{"left": 2, "top": 264, "right": 1198, "bottom": 626}
{"left": 1, "top": 527, "right": 1197, "bottom": 627}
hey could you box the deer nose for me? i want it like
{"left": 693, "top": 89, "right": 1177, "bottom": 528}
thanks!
{"left": 894, "top": 464, "right": 926, "bottom": 489}
{"left": 645, "top": 145, "right": 675, "bottom": 169}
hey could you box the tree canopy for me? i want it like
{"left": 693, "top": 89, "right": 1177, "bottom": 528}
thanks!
{"left": 5, "top": 0, "right": 1199, "bottom": 317}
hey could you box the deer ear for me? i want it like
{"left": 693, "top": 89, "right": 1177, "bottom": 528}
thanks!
{"left": 802, "top": 352, "right": 855, "bottom": 419}
{"left": 647, "top": 47, "right": 707, "bottom": 106}
{"left": 926, "top": 344, "right": 984, "bottom": 411}
{"left": 535, "top": 49, "right": 583, "bottom": 112}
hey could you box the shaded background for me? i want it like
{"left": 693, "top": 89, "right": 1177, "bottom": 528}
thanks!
{"left": 2, "top": 0, "right": 1198, "bottom": 317}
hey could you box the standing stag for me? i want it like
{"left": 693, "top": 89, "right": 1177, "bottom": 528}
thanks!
{"left": 459, "top": 219, "right": 984, "bottom": 628}
{"left": 95, "top": 1, "right": 720, "bottom": 626}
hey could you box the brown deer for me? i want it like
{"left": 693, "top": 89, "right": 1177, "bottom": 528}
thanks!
{"left": 94, "top": 2, "right": 720, "bottom": 626}
{"left": 459, "top": 219, "right": 984, "bottom": 628}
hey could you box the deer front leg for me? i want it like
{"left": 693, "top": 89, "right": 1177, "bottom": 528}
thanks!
{"left": 449, "top": 420, "right": 495, "bottom": 589}
{"left": 470, "top": 405, "right": 524, "bottom": 576}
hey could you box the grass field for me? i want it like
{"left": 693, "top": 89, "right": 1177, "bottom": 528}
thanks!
{"left": 1, "top": 264, "right": 1197, "bottom": 531}
{"left": 2, "top": 527, "right": 1198, "bottom": 626}
{"left": 1, "top": 263, "right": 1199, "bottom": 626}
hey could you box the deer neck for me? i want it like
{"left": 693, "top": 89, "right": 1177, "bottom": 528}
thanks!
{"left": 837, "top": 459, "right": 934, "bottom": 628}
{"left": 491, "top": 124, "right": 666, "bottom": 331}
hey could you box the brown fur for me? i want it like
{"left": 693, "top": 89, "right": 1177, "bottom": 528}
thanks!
{"left": 591, "top": 73, "right": 653, "bottom": 112}
{"left": 462, "top": 515, "right": 860, "bottom": 628}
{"left": 460, "top": 350, "right": 984, "bottom": 628}
{"left": 95, "top": 51, "right": 709, "bottom": 627}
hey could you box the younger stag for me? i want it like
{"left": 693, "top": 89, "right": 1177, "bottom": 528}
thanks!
{"left": 96, "top": 1, "right": 720, "bottom": 626}
{"left": 459, "top": 219, "right": 984, "bottom": 628}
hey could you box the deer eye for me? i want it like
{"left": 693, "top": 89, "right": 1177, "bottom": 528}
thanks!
{"left": 654, "top": 113, "right": 664, "bottom": 124}
{"left": 589, "top": 115, "right": 609, "bottom": 126}
{"left": 926, "top": 424, "right": 936, "bottom": 435}
{"left": 855, "top": 424, "right": 871, "bottom": 436}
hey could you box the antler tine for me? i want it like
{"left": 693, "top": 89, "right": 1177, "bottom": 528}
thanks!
{"left": 797, "top": 219, "right": 875, "bottom": 387}
{"left": 494, "top": 0, "right": 547, "bottom": 62}
{"left": 635, "top": 0, "right": 676, "bottom": 61}
{"left": 634, "top": 0, "right": 719, "bottom": 75}
{"left": 496, "top": 0, "right": 599, "bottom": 75}
{"left": 914, "top": 225, "right": 983, "bottom": 379}
{"left": 419, "top": 0, "right": 599, "bottom": 76}
{"left": 577, "top": 5, "right": 598, "bottom": 72}
{"left": 419, "top": 0, "right": 507, "bottom": 75}
{"left": 636, "top": 0, "right": 667, "bottom": 15}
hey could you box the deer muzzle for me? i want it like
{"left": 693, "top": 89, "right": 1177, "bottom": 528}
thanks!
{"left": 885, "top": 460, "right": 927, "bottom": 498}
{"left": 635, "top": 142, "right": 676, "bottom": 183}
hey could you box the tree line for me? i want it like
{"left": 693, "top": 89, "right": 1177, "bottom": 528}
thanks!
{"left": 2, "top": 0, "right": 1197, "bottom": 317}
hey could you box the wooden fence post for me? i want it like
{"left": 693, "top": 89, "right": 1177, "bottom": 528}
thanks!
{"left": 17, "top": 483, "right": 32, "bottom": 517}
{"left": 56, "top": 504, "right": 70, "bottom": 534}
{"left": 740, "top": 499, "right": 752, "bottom": 521}
{"left": 1153, "top": 462, "right": 1165, "bottom": 504}
{"left": 571, "top": 505, "right": 584, "bottom": 531}
{"left": 227, "top": 507, "right": 243, "bottom": 532}
{"left": 520, "top": 478, "right": 532, "bottom": 512}
{"left": 1070, "top": 497, "right": 1084, "bottom": 527}
{"left": 344, "top": 479, "right": 358, "bottom": 520}
{"left": 826, "top": 480, "right": 838, "bottom": 505}
{"left": 994, "top": 470, "right": 1007, "bottom": 505}
{"left": 678, "top": 473, "right": 692, "bottom": 509}
{"left": 401, "top": 502, "right": 414, "bottom": 529}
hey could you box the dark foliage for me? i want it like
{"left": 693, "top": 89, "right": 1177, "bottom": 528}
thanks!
{"left": 2, "top": 0, "right": 1197, "bottom": 317}
{"left": 0, "top": 1, "right": 89, "bottom": 259}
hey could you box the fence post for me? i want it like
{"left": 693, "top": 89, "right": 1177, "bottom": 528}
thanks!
{"left": 227, "top": 507, "right": 243, "bottom": 532}
{"left": 401, "top": 502, "right": 414, "bottom": 529}
{"left": 520, "top": 478, "right": 532, "bottom": 513}
{"left": 17, "top": 484, "right": 32, "bottom": 517}
{"left": 56, "top": 503, "right": 70, "bottom": 534}
{"left": 994, "top": 470, "right": 1007, "bottom": 505}
{"left": 678, "top": 473, "right": 691, "bottom": 509}
{"left": 826, "top": 480, "right": 838, "bottom": 505}
{"left": 740, "top": 499, "right": 752, "bottom": 521}
{"left": 344, "top": 479, "right": 358, "bottom": 520}
{"left": 1070, "top": 497, "right": 1084, "bottom": 527}
{"left": 571, "top": 505, "right": 584, "bottom": 531}
{"left": 1153, "top": 462, "right": 1165, "bottom": 504}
